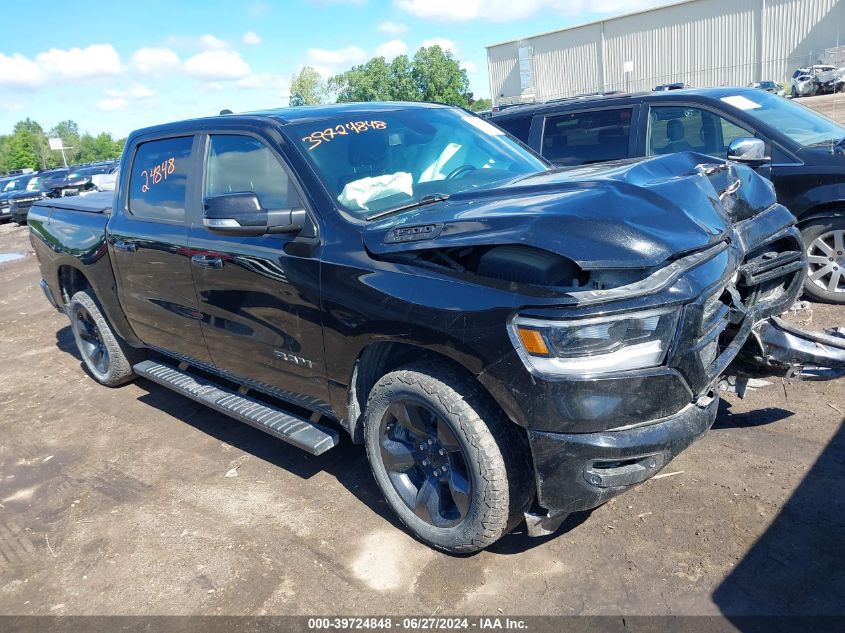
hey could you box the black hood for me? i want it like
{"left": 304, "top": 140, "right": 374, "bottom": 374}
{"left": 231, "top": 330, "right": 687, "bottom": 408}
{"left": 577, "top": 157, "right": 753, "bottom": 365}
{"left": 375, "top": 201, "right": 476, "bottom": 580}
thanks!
{"left": 364, "top": 152, "right": 776, "bottom": 269}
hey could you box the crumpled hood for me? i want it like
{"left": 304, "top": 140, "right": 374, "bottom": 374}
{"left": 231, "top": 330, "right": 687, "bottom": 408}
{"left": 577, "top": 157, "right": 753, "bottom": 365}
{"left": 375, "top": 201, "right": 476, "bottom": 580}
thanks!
{"left": 364, "top": 152, "right": 776, "bottom": 269}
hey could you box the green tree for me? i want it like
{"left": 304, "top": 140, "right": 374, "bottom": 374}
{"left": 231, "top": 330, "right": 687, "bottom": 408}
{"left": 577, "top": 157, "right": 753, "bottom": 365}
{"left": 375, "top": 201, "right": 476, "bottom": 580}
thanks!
{"left": 290, "top": 66, "right": 327, "bottom": 106}
{"left": 331, "top": 57, "right": 394, "bottom": 103}
{"left": 389, "top": 55, "right": 421, "bottom": 101}
{"left": 13, "top": 118, "right": 53, "bottom": 169}
{"left": 469, "top": 97, "right": 492, "bottom": 112}
{"left": 329, "top": 45, "right": 471, "bottom": 106}
{"left": 49, "top": 120, "right": 82, "bottom": 165}
{"left": 5, "top": 132, "right": 40, "bottom": 170}
{"left": 411, "top": 46, "right": 471, "bottom": 106}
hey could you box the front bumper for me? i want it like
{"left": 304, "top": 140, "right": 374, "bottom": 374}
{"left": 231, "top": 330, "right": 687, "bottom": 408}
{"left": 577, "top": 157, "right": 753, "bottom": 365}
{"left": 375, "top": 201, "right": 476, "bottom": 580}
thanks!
{"left": 528, "top": 393, "right": 719, "bottom": 515}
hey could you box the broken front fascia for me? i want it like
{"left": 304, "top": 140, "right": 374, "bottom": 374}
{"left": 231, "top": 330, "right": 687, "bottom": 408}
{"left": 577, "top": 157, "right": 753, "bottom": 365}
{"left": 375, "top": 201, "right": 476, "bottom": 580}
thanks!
{"left": 563, "top": 240, "right": 729, "bottom": 307}
{"left": 745, "top": 317, "right": 845, "bottom": 381}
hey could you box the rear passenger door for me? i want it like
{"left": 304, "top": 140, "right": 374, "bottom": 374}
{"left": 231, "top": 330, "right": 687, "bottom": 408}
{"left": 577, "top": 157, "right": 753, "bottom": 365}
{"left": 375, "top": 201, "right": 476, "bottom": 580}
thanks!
{"left": 109, "top": 134, "right": 213, "bottom": 364}
{"left": 187, "top": 132, "right": 332, "bottom": 412}
{"left": 538, "top": 106, "right": 638, "bottom": 166}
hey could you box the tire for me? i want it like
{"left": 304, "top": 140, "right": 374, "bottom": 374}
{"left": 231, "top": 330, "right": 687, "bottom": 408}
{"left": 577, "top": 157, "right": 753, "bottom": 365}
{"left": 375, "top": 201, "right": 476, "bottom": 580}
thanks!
{"left": 67, "top": 289, "right": 140, "bottom": 386}
{"left": 801, "top": 217, "right": 845, "bottom": 304}
{"left": 363, "top": 361, "right": 533, "bottom": 553}
{"left": 791, "top": 86, "right": 798, "bottom": 98}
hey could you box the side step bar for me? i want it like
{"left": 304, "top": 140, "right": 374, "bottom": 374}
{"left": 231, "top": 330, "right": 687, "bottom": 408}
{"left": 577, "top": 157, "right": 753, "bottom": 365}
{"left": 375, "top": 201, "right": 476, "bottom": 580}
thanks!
{"left": 133, "top": 360, "right": 339, "bottom": 455}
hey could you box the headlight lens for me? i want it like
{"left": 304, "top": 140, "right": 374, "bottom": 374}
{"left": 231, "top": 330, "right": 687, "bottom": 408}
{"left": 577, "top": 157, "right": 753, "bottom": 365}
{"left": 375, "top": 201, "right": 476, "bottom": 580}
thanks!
{"left": 509, "top": 307, "right": 679, "bottom": 376}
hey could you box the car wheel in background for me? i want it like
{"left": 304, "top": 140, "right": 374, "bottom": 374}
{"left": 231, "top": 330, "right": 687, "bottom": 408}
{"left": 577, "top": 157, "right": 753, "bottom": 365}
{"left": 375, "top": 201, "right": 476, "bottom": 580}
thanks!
{"left": 363, "top": 361, "right": 533, "bottom": 553}
{"left": 67, "top": 289, "right": 141, "bottom": 386}
{"left": 802, "top": 218, "right": 845, "bottom": 304}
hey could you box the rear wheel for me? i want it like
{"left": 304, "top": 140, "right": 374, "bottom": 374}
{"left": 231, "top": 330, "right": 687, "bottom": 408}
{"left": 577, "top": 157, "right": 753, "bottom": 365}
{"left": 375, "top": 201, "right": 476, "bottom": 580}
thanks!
{"left": 67, "top": 289, "right": 140, "bottom": 386}
{"left": 363, "top": 362, "right": 533, "bottom": 553}
{"left": 802, "top": 218, "right": 845, "bottom": 304}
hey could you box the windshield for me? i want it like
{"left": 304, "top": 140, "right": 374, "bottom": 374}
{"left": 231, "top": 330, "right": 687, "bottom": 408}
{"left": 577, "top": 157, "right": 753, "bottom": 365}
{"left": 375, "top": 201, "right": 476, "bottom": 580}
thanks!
{"left": 721, "top": 91, "right": 845, "bottom": 148}
{"left": 286, "top": 107, "right": 547, "bottom": 219}
{"left": 3, "top": 176, "right": 32, "bottom": 192}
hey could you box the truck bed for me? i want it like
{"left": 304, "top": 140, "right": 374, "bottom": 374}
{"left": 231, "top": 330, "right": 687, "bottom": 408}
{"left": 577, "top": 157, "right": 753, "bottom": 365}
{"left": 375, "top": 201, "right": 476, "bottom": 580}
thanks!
{"left": 31, "top": 191, "right": 113, "bottom": 215}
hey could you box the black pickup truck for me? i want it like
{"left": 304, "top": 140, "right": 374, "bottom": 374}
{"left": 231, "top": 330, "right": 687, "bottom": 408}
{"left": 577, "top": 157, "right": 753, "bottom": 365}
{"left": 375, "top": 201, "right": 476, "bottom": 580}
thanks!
{"left": 29, "top": 103, "right": 845, "bottom": 553}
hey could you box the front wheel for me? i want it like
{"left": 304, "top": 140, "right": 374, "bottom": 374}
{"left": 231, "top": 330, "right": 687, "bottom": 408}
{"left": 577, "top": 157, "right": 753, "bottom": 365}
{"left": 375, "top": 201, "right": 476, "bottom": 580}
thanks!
{"left": 67, "top": 289, "right": 140, "bottom": 386}
{"left": 363, "top": 362, "right": 533, "bottom": 553}
{"left": 802, "top": 218, "right": 845, "bottom": 304}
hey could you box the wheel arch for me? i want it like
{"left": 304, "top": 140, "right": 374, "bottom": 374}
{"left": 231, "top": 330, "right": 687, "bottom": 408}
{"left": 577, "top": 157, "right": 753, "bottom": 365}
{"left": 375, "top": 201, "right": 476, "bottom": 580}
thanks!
{"left": 344, "top": 341, "right": 508, "bottom": 445}
{"left": 56, "top": 261, "right": 143, "bottom": 348}
{"left": 796, "top": 203, "right": 845, "bottom": 227}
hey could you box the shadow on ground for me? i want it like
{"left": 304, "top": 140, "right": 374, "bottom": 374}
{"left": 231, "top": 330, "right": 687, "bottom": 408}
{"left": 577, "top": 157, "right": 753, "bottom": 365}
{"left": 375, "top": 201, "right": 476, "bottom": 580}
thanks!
{"left": 713, "top": 418, "right": 845, "bottom": 620}
{"left": 712, "top": 398, "right": 793, "bottom": 430}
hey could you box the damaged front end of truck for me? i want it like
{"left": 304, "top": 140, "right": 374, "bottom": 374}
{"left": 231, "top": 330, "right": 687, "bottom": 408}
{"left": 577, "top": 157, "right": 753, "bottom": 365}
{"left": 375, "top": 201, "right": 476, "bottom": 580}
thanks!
{"left": 363, "top": 152, "right": 845, "bottom": 536}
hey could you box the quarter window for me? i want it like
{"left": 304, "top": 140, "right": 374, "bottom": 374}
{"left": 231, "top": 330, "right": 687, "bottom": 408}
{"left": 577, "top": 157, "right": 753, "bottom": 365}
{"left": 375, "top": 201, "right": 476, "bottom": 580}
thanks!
{"left": 541, "top": 108, "right": 633, "bottom": 165}
{"left": 647, "top": 106, "right": 752, "bottom": 159}
{"left": 205, "top": 135, "right": 300, "bottom": 209}
{"left": 128, "top": 136, "right": 193, "bottom": 222}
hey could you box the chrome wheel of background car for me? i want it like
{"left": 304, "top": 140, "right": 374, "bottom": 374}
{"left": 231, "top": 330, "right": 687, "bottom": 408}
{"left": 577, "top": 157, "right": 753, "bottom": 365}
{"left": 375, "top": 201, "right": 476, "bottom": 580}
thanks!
{"left": 75, "top": 306, "right": 111, "bottom": 374}
{"left": 378, "top": 400, "right": 472, "bottom": 528}
{"left": 807, "top": 229, "right": 845, "bottom": 293}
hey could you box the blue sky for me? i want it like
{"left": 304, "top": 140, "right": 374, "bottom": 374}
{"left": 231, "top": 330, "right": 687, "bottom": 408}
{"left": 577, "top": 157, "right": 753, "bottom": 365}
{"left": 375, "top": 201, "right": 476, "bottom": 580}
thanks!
{"left": 0, "top": 0, "right": 664, "bottom": 138}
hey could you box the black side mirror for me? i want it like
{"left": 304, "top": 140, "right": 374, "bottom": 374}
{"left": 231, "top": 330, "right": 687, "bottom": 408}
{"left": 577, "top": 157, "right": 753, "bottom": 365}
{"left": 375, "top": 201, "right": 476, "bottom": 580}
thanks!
{"left": 203, "top": 192, "right": 306, "bottom": 236}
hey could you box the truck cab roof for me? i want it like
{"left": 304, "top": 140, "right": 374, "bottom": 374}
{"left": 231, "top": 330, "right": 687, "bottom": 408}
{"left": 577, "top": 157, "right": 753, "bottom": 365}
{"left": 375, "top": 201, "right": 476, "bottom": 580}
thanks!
{"left": 130, "top": 101, "right": 450, "bottom": 138}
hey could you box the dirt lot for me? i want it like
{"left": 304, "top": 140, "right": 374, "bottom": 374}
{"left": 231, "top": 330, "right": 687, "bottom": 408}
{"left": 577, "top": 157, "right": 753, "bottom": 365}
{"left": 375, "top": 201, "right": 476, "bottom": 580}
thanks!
{"left": 0, "top": 221, "right": 843, "bottom": 617}
{"left": 801, "top": 91, "right": 845, "bottom": 124}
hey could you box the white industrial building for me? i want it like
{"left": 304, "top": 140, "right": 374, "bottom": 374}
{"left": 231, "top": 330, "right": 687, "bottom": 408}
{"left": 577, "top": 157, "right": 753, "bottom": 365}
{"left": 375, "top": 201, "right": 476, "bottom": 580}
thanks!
{"left": 486, "top": 0, "right": 844, "bottom": 105}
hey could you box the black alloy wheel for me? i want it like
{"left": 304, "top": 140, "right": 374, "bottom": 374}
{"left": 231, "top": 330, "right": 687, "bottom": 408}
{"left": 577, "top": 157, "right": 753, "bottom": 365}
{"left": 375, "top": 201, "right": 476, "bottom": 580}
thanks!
{"left": 378, "top": 399, "right": 472, "bottom": 528}
{"left": 75, "top": 305, "right": 111, "bottom": 374}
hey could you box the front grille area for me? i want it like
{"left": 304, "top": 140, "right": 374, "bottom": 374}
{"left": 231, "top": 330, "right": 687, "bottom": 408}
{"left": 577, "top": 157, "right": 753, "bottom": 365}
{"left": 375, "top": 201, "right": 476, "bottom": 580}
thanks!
{"left": 671, "top": 227, "right": 805, "bottom": 396}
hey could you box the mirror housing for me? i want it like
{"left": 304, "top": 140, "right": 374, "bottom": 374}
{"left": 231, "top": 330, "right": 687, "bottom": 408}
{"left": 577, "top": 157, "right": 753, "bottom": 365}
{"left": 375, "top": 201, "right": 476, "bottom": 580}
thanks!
{"left": 727, "top": 137, "right": 769, "bottom": 165}
{"left": 203, "top": 192, "right": 306, "bottom": 236}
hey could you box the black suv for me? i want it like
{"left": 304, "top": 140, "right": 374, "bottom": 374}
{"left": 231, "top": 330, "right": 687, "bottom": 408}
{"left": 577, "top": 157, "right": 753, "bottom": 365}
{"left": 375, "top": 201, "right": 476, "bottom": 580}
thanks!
{"left": 492, "top": 87, "right": 845, "bottom": 304}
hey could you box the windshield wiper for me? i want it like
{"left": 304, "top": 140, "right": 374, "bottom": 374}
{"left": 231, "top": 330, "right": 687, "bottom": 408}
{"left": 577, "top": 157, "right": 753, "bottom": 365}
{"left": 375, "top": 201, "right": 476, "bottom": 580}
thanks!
{"left": 366, "top": 194, "right": 450, "bottom": 221}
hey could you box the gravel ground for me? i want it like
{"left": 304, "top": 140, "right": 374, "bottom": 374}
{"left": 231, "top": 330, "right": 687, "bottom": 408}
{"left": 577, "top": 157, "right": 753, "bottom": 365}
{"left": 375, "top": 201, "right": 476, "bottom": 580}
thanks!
{"left": 0, "top": 221, "right": 843, "bottom": 617}
{"left": 799, "top": 91, "right": 845, "bottom": 124}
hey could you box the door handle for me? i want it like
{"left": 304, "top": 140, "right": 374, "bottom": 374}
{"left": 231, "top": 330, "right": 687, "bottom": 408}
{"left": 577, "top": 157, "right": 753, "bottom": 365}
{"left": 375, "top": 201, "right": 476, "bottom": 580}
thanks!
{"left": 113, "top": 240, "right": 137, "bottom": 252}
{"left": 191, "top": 254, "right": 223, "bottom": 269}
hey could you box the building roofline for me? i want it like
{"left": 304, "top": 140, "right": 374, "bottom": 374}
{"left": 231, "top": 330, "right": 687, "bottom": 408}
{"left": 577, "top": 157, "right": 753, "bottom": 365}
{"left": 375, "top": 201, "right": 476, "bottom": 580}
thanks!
{"left": 485, "top": 0, "right": 700, "bottom": 49}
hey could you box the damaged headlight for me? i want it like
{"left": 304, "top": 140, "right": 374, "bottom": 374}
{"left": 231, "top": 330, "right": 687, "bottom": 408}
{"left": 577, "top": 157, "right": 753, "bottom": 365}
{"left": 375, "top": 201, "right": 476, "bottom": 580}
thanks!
{"left": 509, "top": 307, "right": 680, "bottom": 376}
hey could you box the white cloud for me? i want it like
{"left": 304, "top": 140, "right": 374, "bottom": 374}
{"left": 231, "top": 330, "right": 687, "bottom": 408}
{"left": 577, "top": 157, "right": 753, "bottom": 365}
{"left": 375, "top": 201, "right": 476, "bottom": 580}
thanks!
{"left": 1, "top": 99, "right": 27, "bottom": 112}
{"left": 305, "top": 46, "right": 367, "bottom": 76}
{"left": 375, "top": 39, "right": 408, "bottom": 60}
{"left": 307, "top": 46, "right": 367, "bottom": 66}
{"left": 462, "top": 61, "right": 478, "bottom": 74}
{"left": 130, "top": 84, "right": 155, "bottom": 98}
{"left": 377, "top": 20, "right": 408, "bottom": 35}
{"left": 36, "top": 44, "right": 121, "bottom": 79}
{"left": 421, "top": 37, "right": 457, "bottom": 54}
{"left": 200, "top": 34, "right": 230, "bottom": 51}
{"left": 235, "top": 73, "right": 286, "bottom": 90}
{"left": 394, "top": 0, "right": 666, "bottom": 22}
{"left": 184, "top": 50, "right": 251, "bottom": 80}
{"left": 248, "top": 1, "right": 270, "bottom": 16}
{"left": 0, "top": 53, "right": 46, "bottom": 87}
{"left": 243, "top": 31, "right": 262, "bottom": 45}
{"left": 97, "top": 97, "right": 128, "bottom": 111}
{"left": 99, "top": 84, "right": 154, "bottom": 110}
{"left": 131, "top": 47, "right": 181, "bottom": 76}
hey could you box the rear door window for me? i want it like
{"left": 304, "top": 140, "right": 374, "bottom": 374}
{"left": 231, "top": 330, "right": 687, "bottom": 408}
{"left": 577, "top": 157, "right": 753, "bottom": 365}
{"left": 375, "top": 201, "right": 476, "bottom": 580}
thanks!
{"left": 647, "top": 106, "right": 752, "bottom": 159}
{"left": 128, "top": 136, "right": 194, "bottom": 222}
{"left": 540, "top": 108, "right": 633, "bottom": 165}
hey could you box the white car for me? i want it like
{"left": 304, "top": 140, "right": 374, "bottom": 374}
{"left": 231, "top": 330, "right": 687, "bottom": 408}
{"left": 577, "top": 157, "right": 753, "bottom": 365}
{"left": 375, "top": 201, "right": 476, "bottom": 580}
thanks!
{"left": 791, "top": 74, "right": 817, "bottom": 97}
{"left": 90, "top": 168, "right": 118, "bottom": 192}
